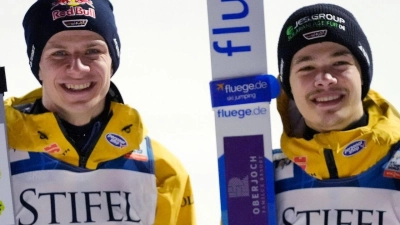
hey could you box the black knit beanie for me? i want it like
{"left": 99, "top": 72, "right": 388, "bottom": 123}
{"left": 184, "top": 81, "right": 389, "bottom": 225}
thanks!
{"left": 278, "top": 3, "right": 372, "bottom": 99}
{"left": 23, "top": 0, "right": 121, "bottom": 83}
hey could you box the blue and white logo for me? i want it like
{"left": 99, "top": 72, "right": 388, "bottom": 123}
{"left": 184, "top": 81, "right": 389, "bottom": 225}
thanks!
{"left": 343, "top": 140, "right": 366, "bottom": 156}
{"left": 106, "top": 133, "right": 127, "bottom": 149}
{"left": 209, "top": 74, "right": 280, "bottom": 107}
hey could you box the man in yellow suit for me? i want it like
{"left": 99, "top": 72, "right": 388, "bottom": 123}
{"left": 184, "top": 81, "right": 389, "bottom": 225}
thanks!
{"left": 4, "top": 0, "right": 195, "bottom": 224}
{"left": 274, "top": 3, "right": 400, "bottom": 224}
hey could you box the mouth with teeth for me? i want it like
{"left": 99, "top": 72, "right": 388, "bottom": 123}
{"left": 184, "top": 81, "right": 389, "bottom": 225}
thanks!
{"left": 64, "top": 82, "right": 92, "bottom": 91}
{"left": 312, "top": 94, "right": 344, "bottom": 105}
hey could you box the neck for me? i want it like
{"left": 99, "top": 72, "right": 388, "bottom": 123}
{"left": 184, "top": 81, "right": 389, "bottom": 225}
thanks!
{"left": 58, "top": 109, "right": 103, "bottom": 126}
{"left": 42, "top": 98, "right": 107, "bottom": 126}
{"left": 304, "top": 112, "right": 368, "bottom": 140}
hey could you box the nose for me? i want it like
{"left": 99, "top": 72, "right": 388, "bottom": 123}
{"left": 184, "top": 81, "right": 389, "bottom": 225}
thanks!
{"left": 314, "top": 72, "right": 337, "bottom": 87}
{"left": 66, "top": 56, "right": 90, "bottom": 75}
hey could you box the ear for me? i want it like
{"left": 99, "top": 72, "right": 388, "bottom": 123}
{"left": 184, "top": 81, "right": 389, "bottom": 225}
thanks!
{"left": 38, "top": 69, "right": 43, "bottom": 81}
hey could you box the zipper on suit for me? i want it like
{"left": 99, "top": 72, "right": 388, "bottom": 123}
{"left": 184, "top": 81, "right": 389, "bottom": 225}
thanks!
{"left": 323, "top": 148, "right": 339, "bottom": 179}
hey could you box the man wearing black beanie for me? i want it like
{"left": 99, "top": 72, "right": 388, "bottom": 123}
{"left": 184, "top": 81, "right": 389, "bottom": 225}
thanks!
{"left": 4, "top": 0, "right": 195, "bottom": 224}
{"left": 273, "top": 3, "right": 400, "bottom": 224}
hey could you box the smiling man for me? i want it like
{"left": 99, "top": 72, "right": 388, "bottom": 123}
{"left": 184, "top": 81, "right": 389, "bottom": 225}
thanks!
{"left": 289, "top": 42, "right": 364, "bottom": 133}
{"left": 273, "top": 3, "right": 400, "bottom": 225}
{"left": 4, "top": 0, "right": 195, "bottom": 224}
{"left": 39, "top": 30, "right": 112, "bottom": 125}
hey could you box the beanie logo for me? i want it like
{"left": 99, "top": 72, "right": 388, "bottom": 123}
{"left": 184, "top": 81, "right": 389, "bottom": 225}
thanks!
{"left": 51, "top": 0, "right": 94, "bottom": 10}
{"left": 358, "top": 43, "right": 371, "bottom": 66}
{"left": 279, "top": 58, "right": 284, "bottom": 77}
{"left": 287, "top": 13, "right": 346, "bottom": 41}
{"left": 52, "top": 0, "right": 95, "bottom": 21}
{"left": 303, "top": 29, "right": 327, "bottom": 40}
{"left": 62, "top": 19, "right": 88, "bottom": 28}
{"left": 29, "top": 45, "right": 35, "bottom": 68}
{"left": 113, "top": 38, "right": 120, "bottom": 58}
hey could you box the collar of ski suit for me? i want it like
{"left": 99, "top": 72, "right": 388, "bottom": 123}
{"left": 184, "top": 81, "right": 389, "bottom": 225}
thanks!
{"left": 276, "top": 89, "right": 400, "bottom": 179}
{"left": 5, "top": 88, "right": 147, "bottom": 170}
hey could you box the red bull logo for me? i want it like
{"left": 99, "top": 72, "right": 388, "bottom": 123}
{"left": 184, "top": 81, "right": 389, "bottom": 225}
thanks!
{"left": 52, "top": 0, "right": 95, "bottom": 21}
{"left": 52, "top": 0, "right": 94, "bottom": 9}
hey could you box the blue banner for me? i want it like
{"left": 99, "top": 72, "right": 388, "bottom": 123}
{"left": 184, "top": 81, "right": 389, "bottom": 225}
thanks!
{"left": 210, "top": 74, "right": 280, "bottom": 108}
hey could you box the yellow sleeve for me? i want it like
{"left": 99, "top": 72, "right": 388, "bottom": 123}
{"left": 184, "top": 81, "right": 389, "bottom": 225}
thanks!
{"left": 151, "top": 139, "right": 196, "bottom": 225}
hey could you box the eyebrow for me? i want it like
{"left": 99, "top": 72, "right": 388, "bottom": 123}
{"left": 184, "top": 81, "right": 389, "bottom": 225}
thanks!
{"left": 292, "top": 55, "right": 312, "bottom": 65}
{"left": 45, "top": 42, "right": 65, "bottom": 49}
{"left": 45, "top": 41, "right": 105, "bottom": 49}
{"left": 332, "top": 49, "right": 352, "bottom": 57}
{"left": 292, "top": 49, "right": 352, "bottom": 65}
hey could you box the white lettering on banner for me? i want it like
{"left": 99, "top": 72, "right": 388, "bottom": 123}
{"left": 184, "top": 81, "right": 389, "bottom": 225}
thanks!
{"left": 276, "top": 187, "right": 400, "bottom": 224}
{"left": 218, "top": 79, "right": 269, "bottom": 103}
{"left": 12, "top": 170, "right": 157, "bottom": 224}
{"left": 249, "top": 156, "right": 266, "bottom": 215}
{"left": 226, "top": 93, "right": 256, "bottom": 101}
{"left": 224, "top": 81, "right": 268, "bottom": 93}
